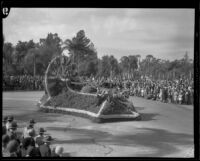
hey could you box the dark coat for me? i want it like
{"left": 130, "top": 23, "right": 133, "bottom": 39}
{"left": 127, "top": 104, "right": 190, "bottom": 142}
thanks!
{"left": 39, "top": 144, "right": 51, "bottom": 157}
{"left": 2, "top": 126, "right": 7, "bottom": 135}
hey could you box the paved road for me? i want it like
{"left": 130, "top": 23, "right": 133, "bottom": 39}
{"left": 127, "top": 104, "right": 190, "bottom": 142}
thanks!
{"left": 3, "top": 91, "right": 194, "bottom": 157}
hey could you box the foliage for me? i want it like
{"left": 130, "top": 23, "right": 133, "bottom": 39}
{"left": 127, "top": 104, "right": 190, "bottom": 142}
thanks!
{"left": 139, "top": 53, "right": 193, "bottom": 80}
{"left": 24, "top": 48, "right": 41, "bottom": 76}
{"left": 3, "top": 30, "right": 193, "bottom": 80}
{"left": 119, "top": 55, "right": 138, "bottom": 79}
{"left": 44, "top": 88, "right": 100, "bottom": 114}
{"left": 3, "top": 42, "right": 14, "bottom": 75}
{"left": 63, "top": 30, "right": 98, "bottom": 76}
{"left": 97, "top": 55, "right": 120, "bottom": 78}
{"left": 81, "top": 85, "right": 97, "bottom": 93}
{"left": 3, "top": 33, "right": 63, "bottom": 76}
{"left": 47, "top": 78, "right": 66, "bottom": 97}
{"left": 15, "top": 40, "right": 35, "bottom": 64}
{"left": 101, "top": 100, "right": 134, "bottom": 115}
{"left": 38, "top": 33, "right": 62, "bottom": 71}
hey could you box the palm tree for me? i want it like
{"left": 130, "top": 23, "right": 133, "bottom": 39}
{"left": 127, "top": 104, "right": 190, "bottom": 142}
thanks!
{"left": 63, "top": 30, "right": 92, "bottom": 74}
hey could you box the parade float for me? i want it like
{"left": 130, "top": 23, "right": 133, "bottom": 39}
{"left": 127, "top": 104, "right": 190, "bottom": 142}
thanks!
{"left": 37, "top": 55, "right": 141, "bottom": 123}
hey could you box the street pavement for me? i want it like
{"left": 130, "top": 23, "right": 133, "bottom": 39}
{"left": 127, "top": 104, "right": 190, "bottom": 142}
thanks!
{"left": 3, "top": 91, "right": 194, "bottom": 157}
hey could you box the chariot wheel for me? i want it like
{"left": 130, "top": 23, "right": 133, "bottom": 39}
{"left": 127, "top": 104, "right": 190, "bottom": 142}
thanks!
{"left": 44, "top": 55, "right": 70, "bottom": 98}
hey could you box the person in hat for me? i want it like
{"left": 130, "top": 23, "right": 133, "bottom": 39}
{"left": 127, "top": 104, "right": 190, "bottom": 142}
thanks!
{"left": 27, "top": 128, "right": 36, "bottom": 147}
{"left": 6, "top": 115, "right": 14, "bottom": 132}
{"left": 23, "top": 119, "right": 36, "bottom": 139}
{"left": 6, "top": 139, "right": 20, "bottom": 157}
{"left": 29, "top": 119, "right": 36, "bottom": 126}
{"left": 39, "top": 136, "right": 52, "bottom": 157}
{"left": 35, "top": 128, "right": 46, "bottom": 147}
{"left": 184, "top": 89, "right": 189, "bottom": 105}
{"left": 178, "top": 90, "right": 183, "bottom": 104}
{"left": 173, "top": 89, "right": 178, "bottom": 104}
{"left": 2, "top": 116, "right": 8, "bottom": 135}
{"left": 7, "top": 121, "right": 18, "bottom": 141}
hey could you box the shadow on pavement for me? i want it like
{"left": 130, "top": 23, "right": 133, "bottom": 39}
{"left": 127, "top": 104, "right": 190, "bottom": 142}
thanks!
{"left": 47, "top": 127, "right": 110, "bottom": 139}
{"left": 105, "top": 127, "right": 193, "bottom": 157}
{"left": 139, "top": 113, "right": 160, "bottom": 121}
{"left": 47, "top": 126, "right": 193, "bottom": 157}
{"left": 135, "top": 106, "right": 145, "bottom": 111}
{"left": 11, "top": 110, "right": 63, "bottom": 123}
{"left": 6, "top": 108, "right": 193, "bottom": 157}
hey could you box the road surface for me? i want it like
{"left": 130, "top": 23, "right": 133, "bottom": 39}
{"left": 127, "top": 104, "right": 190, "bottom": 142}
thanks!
{"left": 3, "top": 91, "right": 194, "bottom": 157}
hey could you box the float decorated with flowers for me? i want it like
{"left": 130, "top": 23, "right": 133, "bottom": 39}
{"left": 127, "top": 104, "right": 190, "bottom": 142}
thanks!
{"left": 37, "top": 55, "right": 141, "bottom": 123}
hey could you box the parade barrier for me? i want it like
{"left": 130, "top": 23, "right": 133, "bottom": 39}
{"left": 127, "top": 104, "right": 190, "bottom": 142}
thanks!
{"left": 37, "top": 55, "right": 141, "bottom": 123}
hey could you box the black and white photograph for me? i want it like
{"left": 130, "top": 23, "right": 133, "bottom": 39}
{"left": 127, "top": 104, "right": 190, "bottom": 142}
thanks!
{"left": 2, "top": 8, "right": 195, "bottom": 158}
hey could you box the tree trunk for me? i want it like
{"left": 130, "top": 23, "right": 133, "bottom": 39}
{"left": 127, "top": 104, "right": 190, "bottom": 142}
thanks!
{"left": 33, "top": 55, "right": 36, "bottom": 77}
{"left": 77, "top": 55, "right": 79, "bottom": 75}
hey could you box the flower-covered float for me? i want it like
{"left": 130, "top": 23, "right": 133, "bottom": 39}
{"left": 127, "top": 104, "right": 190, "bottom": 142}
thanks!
{"left": 37, "top": 55, "right": 141, "bottom": 123}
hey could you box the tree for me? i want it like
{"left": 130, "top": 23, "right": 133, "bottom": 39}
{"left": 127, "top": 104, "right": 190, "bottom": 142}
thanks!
{"left": 24, "top": 47, "right": 41, "bottom": 76}
{"left": 145, "top": 55, "right": 154, "bottom": 77}
{"left": 181, "top": 51, "right": 191, "bottom": 77}
{"left": 120, "top": 56, "right": 129, "bottom": 73}
{"left": 84, "top": 61, "right": 98, "bottom": 77}
{"left": 3, "top": 42, "right": 14, "bottom": 64}
{"left": 38, "top": 33, "right": 62, "bottom": 73}
{"left": 15, "top": 40, "right": 35, "bottom": 64}
{"left": 63, "top": 30, "right": 98, "bottom": 75}
{"left": 128, "top": 55, "right": 138, "bottom": 72}
{"left": 119, "top": 55, "right": 138, "bottom": 79}
{"left": 109, "top": 55, "right": 119, "bottom": 78}
{"left": 3, "top": 42, "right": 14, "bottom": 75}
{"left": 40, "top": 33, "right": 62, "bottom": 57}
{"left": 98, "top": 55, "right": 111, "bottom": 78}
{"left": 14, "top": 40, "right": 36, "bottom": 74}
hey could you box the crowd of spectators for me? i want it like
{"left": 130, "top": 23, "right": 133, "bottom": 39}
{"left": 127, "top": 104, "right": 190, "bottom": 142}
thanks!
{"left": 3, "top": 75, "right": 44, "bottom": 91}
{"left": 2, "top": 115, "right": 65, "bottom": 157}
{"left": 3, "top": 74, "right": 194, "bottom": 105}
{"left": 90, "top": 76, "right": 194, "bottom": 105}
{"left": 129, "top": 77, "right": 193, "bottom": 105}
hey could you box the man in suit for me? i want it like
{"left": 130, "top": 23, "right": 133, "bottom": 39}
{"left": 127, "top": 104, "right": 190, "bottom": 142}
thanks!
{"left": 35, "top": 128, "right": 46, "bottom": 147}
{"left": 23, "top": 119, "right": 36, "bottom": 138}
{"left": 39, "top": 136, "right": 53, "bottom": 157}
{"left": 7, "top": 121, "right": 18, "bottom": 141}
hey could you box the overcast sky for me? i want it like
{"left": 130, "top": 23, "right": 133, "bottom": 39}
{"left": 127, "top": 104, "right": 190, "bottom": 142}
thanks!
{"left": 3, "top": 8, "right": 194, "bottom": 61}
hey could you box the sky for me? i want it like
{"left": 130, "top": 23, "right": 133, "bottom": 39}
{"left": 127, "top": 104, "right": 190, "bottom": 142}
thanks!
{"left": 3, "top": 8, "right": 194, "bottom": 61}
